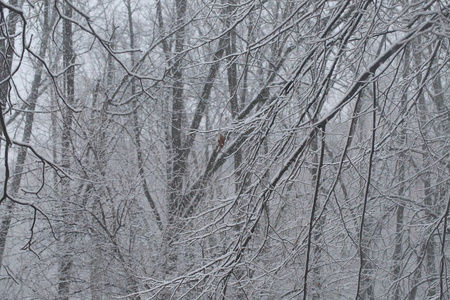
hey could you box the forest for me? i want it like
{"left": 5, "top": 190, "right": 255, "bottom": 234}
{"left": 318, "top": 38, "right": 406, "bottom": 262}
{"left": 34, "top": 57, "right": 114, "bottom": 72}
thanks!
{"left": 0, "top": 0, "right": 449, "bottom": 299}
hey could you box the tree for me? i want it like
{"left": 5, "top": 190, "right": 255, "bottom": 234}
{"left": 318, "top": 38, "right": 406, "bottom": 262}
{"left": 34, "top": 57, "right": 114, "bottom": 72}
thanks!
{"left": 0, "top": 0, "right": 448, "bottom": 299}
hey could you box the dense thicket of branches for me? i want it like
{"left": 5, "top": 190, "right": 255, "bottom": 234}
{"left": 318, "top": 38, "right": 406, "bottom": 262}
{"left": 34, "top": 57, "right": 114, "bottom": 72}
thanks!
{"left": 0, "top": 0, "right": 449, "bottom": 299}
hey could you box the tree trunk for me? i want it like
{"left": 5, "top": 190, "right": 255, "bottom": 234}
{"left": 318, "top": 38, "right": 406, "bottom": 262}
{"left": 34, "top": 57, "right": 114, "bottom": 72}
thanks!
{"left": 391, "top": 45, "right": 410, "bottom": 300}
{"left": 58, "top": 1, "right": 76, "bottom": 298}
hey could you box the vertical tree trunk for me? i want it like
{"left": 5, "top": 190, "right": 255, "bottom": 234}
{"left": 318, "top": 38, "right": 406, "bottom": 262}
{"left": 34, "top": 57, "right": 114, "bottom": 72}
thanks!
{"left": 356, "top": 85, "right": 377, "bottom": 300}
{"left": 303, "top": 127, "right": 326, "bottom": 300}
{"left": 224, "top": 0, "right": 242, "bottom": 189}
{"left": 414, "top": 37, "right": 438, "bottom": 299}
{"left": 391, "top": 45, "right": 410, "bottom": 300}
{"left": 0, "top": 0, "right": 19, "bottom": 108}
{"left": 88, "top": 81, "right": 104, "bottom": 300}
{"left": 0, "top": 0, "right": 19, "bottom": 175}
{"left": 309, "top": 136, "right": 325, "bottom": 299}
{"left": 58, "top": 1, "right": 75, "bottom": 298}
{"left": 167, "top": 0, "right": 187, "bottom": 224}
{"left": 160, "top": 0, "right": 188, "bottom": 286}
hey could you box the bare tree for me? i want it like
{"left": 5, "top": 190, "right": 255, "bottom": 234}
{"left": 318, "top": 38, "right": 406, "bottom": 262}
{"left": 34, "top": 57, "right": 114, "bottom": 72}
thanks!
{"left": 0, "top": 0, "right": 56, "bottom": 270}
{"left": 0, "top": 1, "right": 448, "bottom": 299}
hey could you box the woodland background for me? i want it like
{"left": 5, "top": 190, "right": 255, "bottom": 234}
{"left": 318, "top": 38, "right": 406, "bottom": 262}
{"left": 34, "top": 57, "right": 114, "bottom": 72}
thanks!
{"left": 0, "top": 0, "right": 449, "bottom": 299}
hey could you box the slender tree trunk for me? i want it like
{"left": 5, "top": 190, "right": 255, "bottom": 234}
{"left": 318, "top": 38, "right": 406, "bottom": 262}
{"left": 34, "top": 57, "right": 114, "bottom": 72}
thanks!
{"left": 160, "top": 0, "right": 188, "bottom": 286}
{"left": 58, "top": 1, "right": 76, "bottom": 298}
{"left": 0, "top": 0, "right": 19, "bottom": 108}
{"left": 391, "top": 46, "right": 410, "bottom": 300}
{"left": 88, "top": 81, "right": 105, "bottom": 300}
{"left": 0, "top": 0, "right": 20, "bottom": 176}
{"left": 414, "top": 37, "right": 438, "bottom": 299}
{"left": 224, "top": 0, "right": 243, "bottom": 190}
{"left": 167, "top": 0, "right": 187, "bottom": 224}
{"left": 309, "top": 136, "right": 325, "bottom": 299}
{"left": 356, "top": 85, "right": 377, "bottom": 300}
